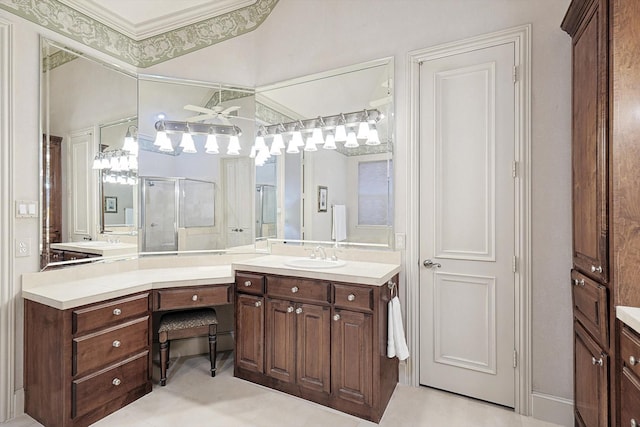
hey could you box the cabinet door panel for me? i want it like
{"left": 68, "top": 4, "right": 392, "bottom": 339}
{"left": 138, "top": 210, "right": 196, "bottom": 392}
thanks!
{"left": 574, "top": 322, "right": 608, "bottom": 427}
{"left": 620, "top": 367, "right": 640, "bottom": 427}
{"left": 236, "top": 294, "right": 264, "bottom": 373}
{"left": 296, "top": 303, "right": 330, "bottom": 393}
{"left": 571, "top": 270, "right": 608, "bottom": 347}
{"left": 331, "top": 309, "right": 372, "bottom": 406}
{"left": 265, "top": 298, "right": 296, "bottom": 383}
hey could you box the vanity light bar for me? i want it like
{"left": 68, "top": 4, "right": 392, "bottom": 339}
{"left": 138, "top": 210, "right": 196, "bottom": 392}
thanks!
{"left": 260, "top": 108, "right": 382, "bottom": 137}
{"left": 155, "top": 120, "right": 242, "bottom": 137}
{"left": 153, "top": 120, "right": 243, "bottom": 155}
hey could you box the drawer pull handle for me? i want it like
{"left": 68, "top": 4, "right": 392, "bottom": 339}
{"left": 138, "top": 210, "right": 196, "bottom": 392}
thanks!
{"left": 632, "top": 419, "right": 638, "bottom": 427}
{"left": 291, "top": 286, "right": 299, "bottom": 293}
{"left": 255, "top": 301, "right": 262, "bottom": 308}
{"left": 244, "top": 281, "right": 252, "bottom": 287}
{"left": 579, "top": 279, "right": 585, "bottom": 287}
{"left": 592, "top": 356, "right": 603, "bottom": 366}
{"left": 347, "top": 294, "right": 356, "bottom": 302}
{"left": 630, "top": 356, "right": 638, "bottom": 366}
{"left": 287, "top": 306, "right": 294, "bottom": 313}
{"left": 333, "top": 314, "right": 341, "bottom": 321}
{"left": 295, "top": 307, "right": 303, "bottom": 315}
{"left": 192, "top": 295, "right": 198, "bottom": 301}
{"left": 113, "top": 308, "right": 122, "bottom": 316}
{"left": 591, "top": 265, "right": 603, "bottom": 273}
{"left": 112, "top": 340, "right": 121, "bottom": 348}
{"left": 112, "top": 378, "right": 121, "bottom": 386}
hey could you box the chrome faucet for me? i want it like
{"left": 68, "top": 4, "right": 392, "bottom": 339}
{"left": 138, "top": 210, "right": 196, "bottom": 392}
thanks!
{"left": 312, "top": 246, "right": 327, "bottom": 260}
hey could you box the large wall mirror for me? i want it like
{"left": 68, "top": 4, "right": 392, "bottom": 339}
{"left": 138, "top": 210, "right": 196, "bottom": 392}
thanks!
{"left": 40, "top": 38, "right": 138, "bottom": 268}
{"left": 255, "top": 57, "right": 394, "bottom": 247}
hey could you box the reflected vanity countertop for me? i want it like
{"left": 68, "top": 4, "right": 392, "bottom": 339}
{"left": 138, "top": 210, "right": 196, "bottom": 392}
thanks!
{"left": 50, "top": 241, "right": 138, "bottom": 257}
{"left": 232, "top": 255, "right": 401, "bottom": 286}
{"left": 617, "top": 306, "right": 640, "bottom": 334}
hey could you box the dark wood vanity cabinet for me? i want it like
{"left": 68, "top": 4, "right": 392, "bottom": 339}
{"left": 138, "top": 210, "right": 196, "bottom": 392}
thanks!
{"left": 24, "top": 293, "right": 152, "bottom": 427}
{"left": 234, "top": 271, "right": 398, "bottom": 422}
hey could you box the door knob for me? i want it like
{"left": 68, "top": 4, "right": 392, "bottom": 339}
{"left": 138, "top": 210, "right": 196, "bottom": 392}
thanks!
{"left": 423, "top": 259, "right": 441, "bottom": 269}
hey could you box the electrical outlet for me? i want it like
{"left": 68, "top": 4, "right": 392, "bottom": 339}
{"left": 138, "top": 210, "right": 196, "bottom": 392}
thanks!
{"left": 395, "top": 232, "right": 406, "bottom": 250}
{"left": 15, "top": 238, "right": 31, "bottom": 257}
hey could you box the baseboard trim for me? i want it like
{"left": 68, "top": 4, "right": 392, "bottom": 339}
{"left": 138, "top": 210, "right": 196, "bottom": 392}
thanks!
{"left": 530, "top": 392, "right": 573, "bottom": 426}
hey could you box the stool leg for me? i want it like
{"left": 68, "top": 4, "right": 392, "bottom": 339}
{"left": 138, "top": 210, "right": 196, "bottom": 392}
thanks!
{"left": 159, "top": 331, "right": 168, "bottom": 386}
{"left": 209, "top": 324, "right": 217, "bottom": 377}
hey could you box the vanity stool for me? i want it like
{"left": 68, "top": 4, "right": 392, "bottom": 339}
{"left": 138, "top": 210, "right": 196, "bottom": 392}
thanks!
{"left": 158, "top": 308, "right": 218, "bottom": 386}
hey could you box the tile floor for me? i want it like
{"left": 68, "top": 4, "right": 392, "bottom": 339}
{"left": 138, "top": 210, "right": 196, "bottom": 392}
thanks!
{"left": 5, "top": 352, "right": 562, "bottom": 427}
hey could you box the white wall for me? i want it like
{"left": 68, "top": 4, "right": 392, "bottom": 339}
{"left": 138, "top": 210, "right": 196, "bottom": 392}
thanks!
{"left": 2, "top": 0, "right": 573, "bottom": 422}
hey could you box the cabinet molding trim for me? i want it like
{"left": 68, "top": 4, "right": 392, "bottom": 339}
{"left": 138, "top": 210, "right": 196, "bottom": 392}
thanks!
{"left": 530, "top": 391, "right": 574, "bottom": 426}
{"left": 406, "top": 24, "right": 532, "bottom": 414}
{"left": 0, "top": 17, "right": 14, "bottom": 423}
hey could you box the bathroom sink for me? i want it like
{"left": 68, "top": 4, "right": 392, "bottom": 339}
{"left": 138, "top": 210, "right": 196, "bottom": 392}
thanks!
{"left": 73, "top": 241, "right": 110, "bottom": 247}
{"left": 284, "top": 258, "right": 347, "bottom": 269}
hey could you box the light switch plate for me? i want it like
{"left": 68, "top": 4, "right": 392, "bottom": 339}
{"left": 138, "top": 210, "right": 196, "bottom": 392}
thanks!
{"left": 15, "top": 200, "right": 37, "bottom": 218}
{"left": 395, "top": 232, "right": 406, "bottom": 250}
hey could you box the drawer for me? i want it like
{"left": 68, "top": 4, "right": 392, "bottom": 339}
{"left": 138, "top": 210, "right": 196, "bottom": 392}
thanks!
{"left": 154, "top": 285, "right": 232, "bottom": 311}
{"left": 621, "top": 326, "right": 640, "bottom": 378}
{"left": 334, "top": 284, "right": 373, "bottom": 312}
{"left": 73, "top": 293, "right": 149, "bottom": 335}
{"left": 236, "top": 273, "right": 265, "bottom": 295}
{"left": 571, "top": 270, "right": 608, "bottom": 346}
{"left": 267, "top": 276, "right": 330, "bottom": 304}
{"left": 621, "top": 367, "right": 640, "bottom": 427}
{"left": 73, "top": 316, "right": 149, "bottom": 377}
{"left": 72, "top": 351, "right": 149, "bottom": 419}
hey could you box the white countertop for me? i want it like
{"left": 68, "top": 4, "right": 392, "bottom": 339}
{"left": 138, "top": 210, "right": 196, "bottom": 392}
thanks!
{"left": 617, "top": 306, "right": 640, "bottom": 334}
{"left": 50, "top": 241, "right": 138, "bottom": 257}
{"left": 22, "top": 255, "right": 401, "bottom": 310}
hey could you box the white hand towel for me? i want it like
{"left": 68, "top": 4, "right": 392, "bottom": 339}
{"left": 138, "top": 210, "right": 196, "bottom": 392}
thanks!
{"left": 392, "top": 296, "right": 410, "bottom": 361}
{"left": 387, "top": 299, "right": 396, "bottom": 358}
{"left": 331, "top": 205, "right": 347, "bottom": 242}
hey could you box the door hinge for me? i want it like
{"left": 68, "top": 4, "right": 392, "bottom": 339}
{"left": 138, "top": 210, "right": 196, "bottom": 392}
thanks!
{"left": 512, "top": 65, "right": 518, "bottom": 83}
{"left": 512, "top": 161, "right": 518, "bottom": 178}
{"left": 512, "top": 255, "right": 517, "bottom": 273}
{"left": 513, "top": 349, "right": 518, "bottom": 368}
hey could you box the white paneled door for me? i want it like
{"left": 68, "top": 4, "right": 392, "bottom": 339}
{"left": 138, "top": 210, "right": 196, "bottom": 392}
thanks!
{"left": 419, "top": 42, "right": 516, "bottom": 407}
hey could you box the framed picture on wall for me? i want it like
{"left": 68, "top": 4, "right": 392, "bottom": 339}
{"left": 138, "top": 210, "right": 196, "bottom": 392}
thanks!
{"left": 104, "top": 196, "right": 117, "bottom": 213}
{"left": 318, "top": 186, "right": 328, "bottom": 212}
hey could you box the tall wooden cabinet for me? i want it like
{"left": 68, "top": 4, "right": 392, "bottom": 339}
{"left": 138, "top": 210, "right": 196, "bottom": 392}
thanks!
{"left": 564, "top": 0, "right": 640, "bottom": 425}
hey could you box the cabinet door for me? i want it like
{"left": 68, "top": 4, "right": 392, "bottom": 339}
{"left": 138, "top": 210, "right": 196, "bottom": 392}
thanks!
{"left": 265, "top": 298, "right": 296, "bottom": 383}
{"left": 296, "top": 303, "right": 330, "bottom": 394}
{"left": 574, "top": 322, "right": 608, "bottom": 427}
{"left": 236, "top": 294, "right": 264, "bottom": 373}
{"left": 331, "top": 309, "right": 372, "bottom": 406}
{"left": 571, "top": 0, "right": 608, "bottom": 282}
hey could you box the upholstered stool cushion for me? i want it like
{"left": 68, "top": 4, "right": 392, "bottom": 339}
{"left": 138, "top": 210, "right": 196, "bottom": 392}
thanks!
{"left": 159, "top": 308, "right": 218, "bottom": 333}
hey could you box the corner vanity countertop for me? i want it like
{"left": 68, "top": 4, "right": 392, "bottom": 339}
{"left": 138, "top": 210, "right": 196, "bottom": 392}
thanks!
{"left": 231, "top": 255, "right": 401, "bottom": 285}
{"left": 50, "top": 241, "right": 138, "bottom": 256}
{"left": 617, "top": 306, "right": 640, "bottom": 334}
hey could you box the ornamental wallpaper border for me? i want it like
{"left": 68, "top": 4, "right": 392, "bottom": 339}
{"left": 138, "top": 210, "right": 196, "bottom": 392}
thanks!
{"left": 0, "top": 0, "right": 278, "bottom": 68}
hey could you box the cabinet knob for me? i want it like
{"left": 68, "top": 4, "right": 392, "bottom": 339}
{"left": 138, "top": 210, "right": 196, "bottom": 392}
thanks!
{"left": 244, "top": 280, "right": 252, "bottom": 287}
{"left": 192, "top": 295, "right": 198, "bottom": 301}
{"left": 113, "top": 308, "right": 122, "bottom": 316}
{"left": 287, "top": 306, "right": 294, "bottom": 313}
{"left": 347, "top": 294, "right": 356, "bottom": 302}
{"left": 579, "top": 279, "right": 585, "bottom": 287}
{"left": 295, "top": 307, "right": 303, "bottom": 315}
{"left": 591, "top": 356, "right": 603, "bottom": 366}
{"left": 573, "top": 279, "right": 579, "bottom": 286}
{"left": 291, "top": 286, "right": 299, "bottom": 293}
{"left": 591, "top": 265, "right": 603, "bottom": 273}
{"left": 255, "top": 301, "right": 262, "bottom": 308}
{"left": 630, "top": 356, "right": 637, "bottom": 366}
{"left": 333, "top": 314, "right": 341, "bottom": 321}
{"left": 112, "top": 378, "right": 121, "bottom": 386}
{"left": 631, "top": 419, "right": 638, "bottom": 427}
{"left": 112, "top": 340, "right": 121, "bottom": 348}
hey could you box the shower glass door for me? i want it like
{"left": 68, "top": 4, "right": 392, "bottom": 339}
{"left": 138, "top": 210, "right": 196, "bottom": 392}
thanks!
{"left": 142, "top": 178, "right": 177, "bottom": 252}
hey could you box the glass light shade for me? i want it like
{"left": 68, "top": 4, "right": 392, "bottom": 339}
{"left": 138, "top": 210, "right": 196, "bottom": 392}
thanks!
{"left": 249, "top": 145, "right": 257, "bottom": 158}
{"left": 270, "top": 134, "right": 284, "bottom": 155}
{"left": 122, "top": 135, "right": 135, "bottom": 152}
{"left": 92, "top": 157, "right": 102, "bottom": 170}
{"left": 158, "top": 134, "right": 174, "bottom": 152}
{"left": 119, "top": 156, "right": 130, "bottom": 171}
{"left": 255, "top": 146, "right": 270, "bottom": 165}
{"left": 287, "top": 139, "right": 300, "bottom": 153}
{"left": 110, "top": 156, "right": 121, "bottom": 171}
{"left": 227, "top": 135, "right": 241, "bottom": 155}
{"left": 366, "top": 128, "right": 380, "bottom": 145}
{"left": 106, "top": 174, "right": 117, "bottom": 183}
{"left": 100, "top": 157, "right": 110, "bottom": 169}
{"left": 180, "top": 133, "right": 197, "bottom": 153}
{"left": 128, "top": 155, "right": 138, "bottom": 170}
{"left": 254, "top": 135, "right": 267, "bottom": 151}
{"left": 127, "top": 176, "right": 136, "bottom": 186}
{"left": 304, "top": 136, "right": 317, "bottom": 152}
{"left": 153, "top": 130, "right": 168, "bottom": 146}
{"left": 205, "top": 134, "right": 219, "bottom": 154}
{"left": 335, "top": 124, "right": 347, "bottom": 142}
{"left": 312, "top": 128, "right": 324, "bottom": 145}
{"left": 344, "top": 131, "right": 359, "bottom": 148}
{"left": 323, "top": 133, "right": 337, "bottom": 150}
{"left": 291, "top": 130, "right": 304, "bottom": 147}
{"left": 357, "top": 121, "right": 370, "bottom": 139}
{"left": 117, "top": 174, "right": 126, "bottom": 184}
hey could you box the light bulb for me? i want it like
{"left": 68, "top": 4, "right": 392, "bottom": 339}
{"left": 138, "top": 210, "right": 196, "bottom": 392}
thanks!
{"left": 312, "top": 128, "right": 324, "bottom": 145}
{"left": 366, "top": 128, "right": 380, "bottom": 145}
{"left": 205, "top": 134, "right": 219, "bottom": 154}
{"left": 357, "top": 121, "right": 370, "bottom": 139}
{"left": 304, "top": 135, "right": 317, "bottom": 152}
{"left": 345, "top": 131, "right": 359, "bottom": 148}
{"left": 180, "top": 132, "right": 197, "bottom": 153}
{"left": 323, "top": 132, "right": 336, "bottom": 150}
{"left": 334, "top": 124, "right": 347, "bottom": 142}
{"left": 227, "top": 135, "right": 241, "bottom": 155}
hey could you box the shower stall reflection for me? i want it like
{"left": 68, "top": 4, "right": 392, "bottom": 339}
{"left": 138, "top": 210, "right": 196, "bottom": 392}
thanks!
{"left": 255, "top": 184, "right": 276, "bottom": 240}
